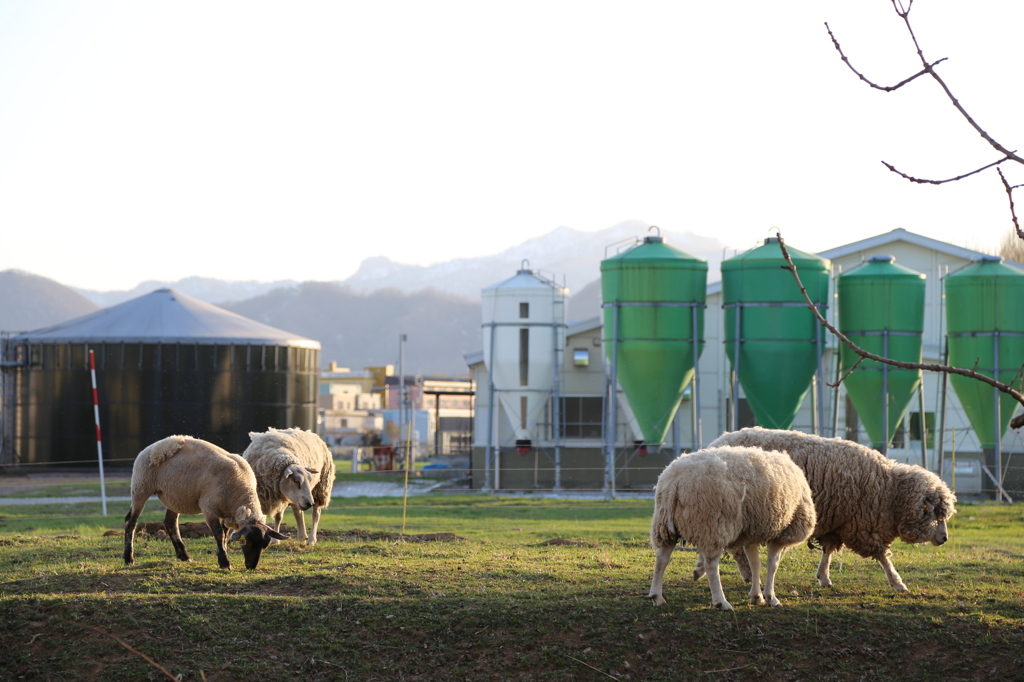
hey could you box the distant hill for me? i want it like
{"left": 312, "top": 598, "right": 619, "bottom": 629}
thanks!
{"left": 0, "top": 270, "right": 99, "bottom": 333}
{"left": 221, "top": 282, "right": 481, "bottom": 377}
{"left": 74, "top": 276, "right": 299, "bottom": 308}
{"left": 340, "top": 221, "right": 729, "bottom": 300}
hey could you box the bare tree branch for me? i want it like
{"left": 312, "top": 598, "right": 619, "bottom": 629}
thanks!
{"left": 882, "top": 156, "right": 1013, "bottom": 185}
{"left": 825, "top": 21, "right": 944, "bottom": 92}
{"left": 774, "top": 232, "right": 1024, "bottom": 430}
{"left": 888, "top": 0, "right": 1024, "bottom": 166}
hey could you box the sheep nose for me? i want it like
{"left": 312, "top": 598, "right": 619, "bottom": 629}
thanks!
{"left": 936, "top": 534, "right": 947, "bottom": 545}
{"left": 302, "top": 502, "right": 313, "bottom": 510}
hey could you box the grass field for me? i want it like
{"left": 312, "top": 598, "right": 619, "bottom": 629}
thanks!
{"left": 1, "top": 484, "right": 1023, "bottom": 681}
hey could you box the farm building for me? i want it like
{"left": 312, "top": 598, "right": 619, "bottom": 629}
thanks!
{"left": 0, "top": 289, "right": 320, "bottom": 468}
{"left": 465, "top": 228, "right": 1024, "bottom": 499}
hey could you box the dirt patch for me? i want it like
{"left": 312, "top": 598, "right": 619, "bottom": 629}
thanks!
{"left": 316, "top": 528, "right": 467, "bottom": 543}
{"left": 541, "top": 538, "right": 592, "bottom": 547}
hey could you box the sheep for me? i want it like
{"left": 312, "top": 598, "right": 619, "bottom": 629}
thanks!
{"left": 243, "top": 427, "right": 336, "bottom": 545}
{"left": 707, "top": 427, "right": 957, "bottom": 592}
{"left": 648, "top": 445, "right": 816, "bottom": 611}
{"left": 123, "top": 435, "right": 287, "bottom": 570}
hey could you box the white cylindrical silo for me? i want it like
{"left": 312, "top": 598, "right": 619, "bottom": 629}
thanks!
{"left": 481, "top": 267, "right": 567, "bottom": 445}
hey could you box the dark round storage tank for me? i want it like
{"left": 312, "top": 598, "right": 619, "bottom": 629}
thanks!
{"left": 0, "top": 289, "right": 320, "bottom": 468}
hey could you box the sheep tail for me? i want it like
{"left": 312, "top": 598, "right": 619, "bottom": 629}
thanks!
{"left": 650, "top": 473, "right": 681, "bottom": 549}
{"left": 145, "top": 435, "right": 190, "bottom": 467}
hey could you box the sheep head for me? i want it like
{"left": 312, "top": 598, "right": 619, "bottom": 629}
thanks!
{"left": 893, "top": 465, "right": 957, "bottom": 546}
{"left": 280, "top": 464, "right": 319, "bottom": 511}
{"left": 230, "top": 523, "right": 288, "bottom": 570}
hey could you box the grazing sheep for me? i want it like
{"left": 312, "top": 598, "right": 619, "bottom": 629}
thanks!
{"left": 708, "top": 427, "right": 957, "bottom": 592}
{"left": 648, "top": 446, "right": 816, "bottom": 610}
{"left": 243, "top": 427, "right": 336, "bottom": 545}
{"left": 123, "top": 435, "right": 287, "bottom": 570}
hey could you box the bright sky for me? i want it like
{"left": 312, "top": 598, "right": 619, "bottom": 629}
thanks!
{"left": 1, "top": 1, "right": 1021, "bottom": 291}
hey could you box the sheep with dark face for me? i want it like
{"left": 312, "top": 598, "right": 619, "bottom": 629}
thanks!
{"left": 123, "top": 435, "right": 287, "bottom": 570}
{"left": 648, "top": 445, "right": 816, "bottom": 611}
{"left": 243, "top": 427, "right": 336, "bottom": 545}
{"left": 707, "top": 427, "right": 957, "bottom": 592}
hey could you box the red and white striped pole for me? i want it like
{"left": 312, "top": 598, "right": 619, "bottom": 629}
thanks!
{"left": 88, "top": 350, "right": 108, "bottom": 516}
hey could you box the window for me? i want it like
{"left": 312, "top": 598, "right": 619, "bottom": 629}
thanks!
{"left": 519, "top": 302, "right": 529, "bottom": 319}
{"left": 519, "top": 329, "right": 529, "bottom": 385}
{"left": 572, "top": 349, "right": 589, "bottom": 367}
{"left": 913, "top": 409, "right": 937, "bottom": 446}
{"left": 560, "top": 397, "right": 603, "bottom": 439}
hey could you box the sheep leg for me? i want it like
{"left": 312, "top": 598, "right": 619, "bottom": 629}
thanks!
{"left": 648, "top": 545, "right": 674, "bottom": 606}
{"left": 270, "top": 510, "right": 285, "bottom": 545}
{"left": 206, "top": 515, "right": 231, "bottom": 570}
{"left": 816, "top": 543, "right": 839, "bottom": 587}
{"left": 704, "top": 552, "right": 733, "bottom": 611}
{"left": 763, "top": 541, "right": 786, "bottom": 607}
{"left": 290, "top": 503, "right": 308, "bottom": 542}
{"left": 744, "top": 543, "right": 765, "bottom": 605}
{"left": 732, "top": 546, "right": 753, "bottom": 584}
{"left": 693, "top": 553, "right": 705, "bottom": 581}
{"left": 877, "top": 552, "right": 909, "bottom": 592}
{"left": 123, "top": 502, "right": 145, "bottom": 566}
{"left": 163, "top": 509, "right": 191, "bottom": 562}
{"left": 307, "top": 505, "right": 321, "bottom": 546}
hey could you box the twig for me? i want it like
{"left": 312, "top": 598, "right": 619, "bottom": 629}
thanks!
{"left": 999, "top": 168, "right": 1023, "bottom": 240}
{"left": 774, "top": 233, "right": 1024, "bottom": 430}
{"left": 566, "top": 654, "right": 620, "bottom": 680}
{"left": 830, "top": 355, "right": 866, "bottom": 388}
{"left": 703, "top": 663, "right": 754, "bottom": 674}
{"left": 59, "top": 619, "right": 177, "bottom": 681}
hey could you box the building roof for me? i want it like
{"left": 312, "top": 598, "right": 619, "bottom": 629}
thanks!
{"left": 13, "top": 288, "right": 321, "bottom": 348}
{"left": 817, "top": 227, "right": 989, "bottom": 262}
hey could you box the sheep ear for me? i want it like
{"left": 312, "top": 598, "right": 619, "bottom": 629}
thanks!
{"left": 925, "top": 501, "right": 935, "bottom": 514}
{"left": 229, "top": 529, "right": 244, "bottom": 542}
{"left": 266, "top": 527, "right": 288, "bottom": 541}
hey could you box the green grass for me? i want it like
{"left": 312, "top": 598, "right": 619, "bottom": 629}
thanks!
{"left": 2, "top": 495, "right": 1023, "bottom": 681}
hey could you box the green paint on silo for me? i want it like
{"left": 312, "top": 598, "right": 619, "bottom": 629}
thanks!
{"left": 838, "top": 256, "right": 925, "bottom": 449}
{"left": 945, "top": 256, "right": 1024, "bottom": 448}
{"left": 601, "top": 235, "right": 707, "bottom": 445}
{"left": 722, "top": 238, "right": 829, "bottom": 430}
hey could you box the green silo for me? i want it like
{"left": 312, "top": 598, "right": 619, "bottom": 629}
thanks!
{"left": 721, "top": 238, "right": 830, "bottom": 430}
{"left": 838, "top": 256, "right": 925, "bottom": 451}
{"left": 601, "top": 234, "right": 708, "bottom": 447}
{"left": 945, "top": 257, "right": 1024, "bottom": 460}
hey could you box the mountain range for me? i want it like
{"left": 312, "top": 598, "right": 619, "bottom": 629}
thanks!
{"left": 1, "top": 222, "right": 729, "bottom": 374}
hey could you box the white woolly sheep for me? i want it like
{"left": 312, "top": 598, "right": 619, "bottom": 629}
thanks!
{"left": 243, "top": 427, "right": 336, "bottom": 545}
{"left": 648, "top": 445, "right": 816, "bottom": 611}
{"left": 708, "top": 427, "right": 957, "bottom": 592}
{"left": 123, "top": 435, "right": 287, "bottom": 570}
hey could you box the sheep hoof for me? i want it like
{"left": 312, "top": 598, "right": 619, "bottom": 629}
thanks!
{"left": 749, "top": 595, "right": 765, "bottom": 606}
{"left": 892, "top": 583, "right": 909, "bottom": 593}
{"left": 713, "top": 601, "right": 734, "bottom": 612}
{"left": 818, "top": 577, "right": 832, "bottom": 588}
{"left": 692, "top": 570, "right": 703, "bottom": 582}
{"left": 649, "top": 594, "right": 667, "bottom": 607}
{"left": 769, "top": 598, "right": 782, "bottom": 607}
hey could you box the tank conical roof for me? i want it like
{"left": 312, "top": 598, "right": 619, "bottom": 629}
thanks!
{"left": 13, "top": 288, "right": 320, "bottom": 348}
